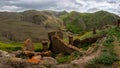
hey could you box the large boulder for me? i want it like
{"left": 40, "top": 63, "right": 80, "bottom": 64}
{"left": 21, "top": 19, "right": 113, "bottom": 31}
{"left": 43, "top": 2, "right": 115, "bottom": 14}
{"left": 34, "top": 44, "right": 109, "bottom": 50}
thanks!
{"left": 42, "top": 57, "right": 58, "bottom": 65}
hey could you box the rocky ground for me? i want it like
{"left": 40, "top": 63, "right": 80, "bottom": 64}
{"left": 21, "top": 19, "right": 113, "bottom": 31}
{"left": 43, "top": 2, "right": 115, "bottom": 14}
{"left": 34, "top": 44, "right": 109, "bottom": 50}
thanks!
{"left": 0, "top": 38, "right": 106, "bottom": 68}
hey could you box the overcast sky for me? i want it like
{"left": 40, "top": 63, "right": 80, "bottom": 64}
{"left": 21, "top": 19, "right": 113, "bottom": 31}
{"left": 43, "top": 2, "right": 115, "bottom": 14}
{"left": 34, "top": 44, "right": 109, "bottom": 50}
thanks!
{"left": 0, "top": 0, "right": 120, "bottom": 15}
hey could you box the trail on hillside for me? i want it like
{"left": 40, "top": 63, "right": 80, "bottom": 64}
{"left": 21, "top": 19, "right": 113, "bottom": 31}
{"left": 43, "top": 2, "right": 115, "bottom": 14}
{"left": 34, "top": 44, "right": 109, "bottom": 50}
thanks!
{"left": 56, "top": 37, "right": 106, "bottom": 68}
{"left": 70, "top": 37, "right": 106, "bottom": 68}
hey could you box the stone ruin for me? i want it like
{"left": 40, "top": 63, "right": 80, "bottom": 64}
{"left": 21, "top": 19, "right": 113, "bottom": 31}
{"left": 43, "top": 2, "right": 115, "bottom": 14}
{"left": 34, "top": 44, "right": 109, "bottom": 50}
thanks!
{"left": 0, "top": 29, "right": 107, "bottom": 68}
{"left": 18, "top": 30, "right": 105, "bottom": 64}
{"left": 73, "top": 34, "right": 106, "bottom": 47}
{"left": 92, "top": 27, "right": 96, "bottom": 34}
{"left": 22, "top": 30, "right": 104, "bottom": 56}
{"left": 48, "top": 31, "right": 63, "bottom": 52}
{"left": 22, "top": 38, "right": 34, "bottom": 51}
{"left": 42, "top": 41, "right": 48, "bottom": 52}
{"left": 48, "top": 31, "right": 82, "bottom": 54}
{"left": 68, "top": 35, "right": 73, "bottom": 45}
{"left": 117, "top": 19, "right": 120, "bottom": 27}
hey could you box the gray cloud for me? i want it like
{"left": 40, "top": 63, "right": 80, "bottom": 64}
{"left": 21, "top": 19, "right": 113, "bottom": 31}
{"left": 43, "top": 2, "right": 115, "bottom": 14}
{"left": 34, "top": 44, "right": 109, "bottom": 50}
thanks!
{"left": 0, "top": 0, "right": 119, "bottom": 16}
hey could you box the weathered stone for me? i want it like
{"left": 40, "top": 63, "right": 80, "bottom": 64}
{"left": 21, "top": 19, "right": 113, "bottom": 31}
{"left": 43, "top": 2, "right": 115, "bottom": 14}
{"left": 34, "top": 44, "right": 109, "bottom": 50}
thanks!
{"left": 117, "top": 19, "right": 120, "bottom": 27}
{"left": 42, "top": 57, "right": 58, "bottom": 65}
{"left": 41, "top": 51, "right": 51, "bottom": 57}
{"left": 7, "top": 57, "right": 32, "bottom": 68}
{"left": 68, "top": 35, "right": 73, "bottom": 45}
{"left": 27, "top": 55, "right": 42, "bottom": 64}
{"left": 92, "top": 27, "right": 96, "bottom": 34}
{"left": 48, "top": 31, "right": 63, "bottom": 52}
{"left": 23, "top": 39, "right": 34, "bottom": 51}
{"left": 51, "top": 35, "right": 74, "bottom": 54}
{"left": 23, "top": 51, "right": 35, "bottom": 58}
{"left": 42, "top": 41, "right": 48, "bottom": 52}
{"left": 73, "top": 35, "right": 105, "bottom": 47}
{"left": 48, "top": 31, "right": 63, "bottom": 40}
{"left": 50, "top": 35, "right": 82, "bottom": 54}
{"left": 0, "top": 50, "right": 10, "bottom": 57}
{"left": 13, "top": 50, "right": 23, "bottom": 57}
{"left": 73, "top": 39, "right": 81, "bottom": 47}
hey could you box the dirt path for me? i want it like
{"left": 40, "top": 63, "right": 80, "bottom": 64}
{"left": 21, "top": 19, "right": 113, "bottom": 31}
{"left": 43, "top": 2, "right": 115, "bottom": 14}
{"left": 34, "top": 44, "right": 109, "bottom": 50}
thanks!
{"left": 56, "top": 37, "right": 106, "bottom": 68}
{"left": 71, "top": 37, "right": 106, "bottom": 68}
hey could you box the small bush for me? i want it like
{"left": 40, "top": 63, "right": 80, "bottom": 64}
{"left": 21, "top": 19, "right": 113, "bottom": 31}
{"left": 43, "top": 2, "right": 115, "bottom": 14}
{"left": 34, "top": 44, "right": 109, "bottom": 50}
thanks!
{"left": 95, "top": 52, "right": 119, "bottom": 65}
{"left": 87, "top": 52, "right": 119, "bottom": 67}
{"left": 56, "top": 52, "right": 81, "bottom": 63}
{"left": 56, "top": 55, "right": 70, "bottom": 63}
{"left": 103, "top": 36, "right": 114, "bottom": 46}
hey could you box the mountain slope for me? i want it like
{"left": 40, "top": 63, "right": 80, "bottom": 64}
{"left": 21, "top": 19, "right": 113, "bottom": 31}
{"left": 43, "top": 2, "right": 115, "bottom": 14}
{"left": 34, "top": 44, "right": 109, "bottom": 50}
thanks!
{"left": 0, "top": 10, "right": 64, "bottom": 42}
{"left": 60, "top": 11, "right": 120, "bottom": 33}
{"left": 0, "top": 10, "right": 119, "bottom": 42}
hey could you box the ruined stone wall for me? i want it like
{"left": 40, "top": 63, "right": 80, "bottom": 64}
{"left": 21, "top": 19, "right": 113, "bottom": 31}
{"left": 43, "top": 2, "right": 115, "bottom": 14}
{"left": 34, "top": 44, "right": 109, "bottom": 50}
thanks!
{"left": 51, "top": 35, "right": 74, "bottom": 54}
{"left": 23, "top": 39, "right": 34, "bottom": 51}
{"left": 50, "top": 35, "right": 82, "bottom": 54}
{"left": 48, "top": 31, "right": 63, "bottom": 52}
{"left": 73, "top": 35, "right": 106, "bottom": 47}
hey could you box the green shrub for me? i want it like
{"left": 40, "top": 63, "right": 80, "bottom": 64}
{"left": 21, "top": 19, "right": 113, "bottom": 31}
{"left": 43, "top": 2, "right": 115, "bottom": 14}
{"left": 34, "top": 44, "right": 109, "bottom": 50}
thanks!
{"left": 103, "top": 36, "right": 114, "bottom": 46}
{"left": 56, "top": 55, "right": 71, "bottom": 63}
{"left": 56, "top": 52, "right": 81, "bottom": 63}
{"left": 88, "top": 52, "right": 119, "bottom": 67}
{"left": 95, "top": 52, "right": 118, "bottom": 65}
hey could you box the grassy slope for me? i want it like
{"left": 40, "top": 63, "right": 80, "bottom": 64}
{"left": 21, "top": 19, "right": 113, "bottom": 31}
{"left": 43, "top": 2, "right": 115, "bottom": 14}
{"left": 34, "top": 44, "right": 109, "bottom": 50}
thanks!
{"left": 0, "top": 42, "right": 42, "bottom": 52}
{"left": 60, "top": 11, "right": 120, "bottom": 34}
{"left": 86, "top": 26, "right": 120, "bottom": 68}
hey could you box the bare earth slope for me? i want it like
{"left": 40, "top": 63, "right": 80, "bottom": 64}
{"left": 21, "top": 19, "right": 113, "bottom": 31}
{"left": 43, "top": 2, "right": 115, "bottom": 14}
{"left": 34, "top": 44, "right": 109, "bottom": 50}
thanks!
{"left": 0, "top": 10, "right": 64, "bottom": 42}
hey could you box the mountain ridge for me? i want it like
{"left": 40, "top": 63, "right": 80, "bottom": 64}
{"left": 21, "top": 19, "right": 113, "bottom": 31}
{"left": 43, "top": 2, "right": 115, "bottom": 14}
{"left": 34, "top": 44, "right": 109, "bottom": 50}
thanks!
{"left": 0, "top": 10, "right": 119, "bottom": 42}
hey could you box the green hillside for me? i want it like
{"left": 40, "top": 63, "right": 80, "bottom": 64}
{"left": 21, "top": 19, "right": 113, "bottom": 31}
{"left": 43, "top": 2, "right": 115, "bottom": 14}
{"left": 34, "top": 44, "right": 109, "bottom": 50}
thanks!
{"left": 60, "top": 11, "right": 120, "bottom": 33}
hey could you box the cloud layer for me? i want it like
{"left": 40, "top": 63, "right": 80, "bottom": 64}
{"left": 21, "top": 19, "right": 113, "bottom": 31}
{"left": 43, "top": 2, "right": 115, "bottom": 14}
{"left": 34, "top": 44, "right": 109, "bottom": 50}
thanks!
{"left": 0, "top": 0, "right": 120, "bottom": 15}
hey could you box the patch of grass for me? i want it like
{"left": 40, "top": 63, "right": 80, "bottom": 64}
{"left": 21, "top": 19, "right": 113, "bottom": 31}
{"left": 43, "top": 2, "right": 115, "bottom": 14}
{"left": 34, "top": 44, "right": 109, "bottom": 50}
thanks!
{"left": 86, "top": 50, "right": 119, "bottom": 68}
{"left": 78, "top": 43, "right": 90, "bottom": 50}
{"left": 74, "top": 30, "right": 101, "bottom": 40}
{"left": 108, "top": 27, "right": 120, "bottom": 37}
{"left": 56, "top": 52, "right": 81, "bottom": 63}
{"left": 34, "top": 43, "right": 43, "bottom": 52}
{"left": 0, "top": 42, "right": 21, "bottom": 52}
{"left": 56, "top": 55, "right": 71, "bottom": 63}
{"left": 103, "top": 36, "right": 114, "bottom": 46}
{"left": 0, "top": 41, "right": 43, "bottom": 52}
{"left": 96, "top": 52, "right": 118, "bottom": 65}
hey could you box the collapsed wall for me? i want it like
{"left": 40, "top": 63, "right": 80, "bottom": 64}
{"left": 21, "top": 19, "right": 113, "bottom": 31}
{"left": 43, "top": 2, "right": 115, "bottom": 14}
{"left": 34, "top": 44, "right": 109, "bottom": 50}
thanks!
{"left": 73, "top": 34, "right": 106, "bottom": 47}
{"left": 48, "top": 31, "right": 82, "bottom": 54}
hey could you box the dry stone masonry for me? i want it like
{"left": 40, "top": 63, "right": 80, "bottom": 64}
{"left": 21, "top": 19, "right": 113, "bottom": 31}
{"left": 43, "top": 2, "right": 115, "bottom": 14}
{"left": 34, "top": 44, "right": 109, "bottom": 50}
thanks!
{"left": 23, "top": 39, "right": 34, "bottom": 51}
{"left": 68, "top": 35, "right": 73, "bottom": 45}
{"left": 42, "top": 41, "right": 48, "bottom": 52}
